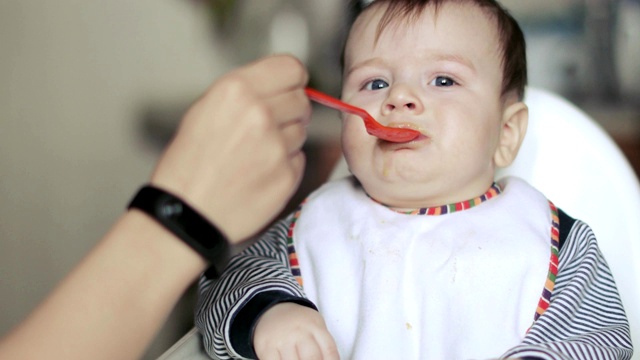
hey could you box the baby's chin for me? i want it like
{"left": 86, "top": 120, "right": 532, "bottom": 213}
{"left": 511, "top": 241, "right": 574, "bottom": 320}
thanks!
{"left": 358, "top": 170, "right": 498, "bottom": 209}
{"left": 359, "top": 178, "right": 438, "bottom": 209}
{"left": 357, "top": 170, "right": 482, "bottom": 209}
{"left": 348, "top": 159, "right": 445, "bottom": 206}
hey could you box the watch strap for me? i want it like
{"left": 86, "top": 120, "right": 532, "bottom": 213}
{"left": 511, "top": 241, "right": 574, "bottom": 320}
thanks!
{"left": 128, "top": 185, "right": 228, "bottom": 276}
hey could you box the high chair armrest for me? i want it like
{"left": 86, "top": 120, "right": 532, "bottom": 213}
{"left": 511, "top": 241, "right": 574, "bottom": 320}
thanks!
{"left": 157, "top": 328, "right": 215, "bottom": 360}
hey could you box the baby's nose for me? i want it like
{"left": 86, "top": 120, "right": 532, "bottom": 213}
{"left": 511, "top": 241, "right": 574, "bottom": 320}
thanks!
{"left": 382, "top": 86, "right": 423, "bottom": 114}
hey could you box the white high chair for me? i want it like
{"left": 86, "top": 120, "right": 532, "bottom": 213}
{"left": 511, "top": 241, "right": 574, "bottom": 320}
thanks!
{"left": 158, "top": 87, "right": 640, "bottom": 359}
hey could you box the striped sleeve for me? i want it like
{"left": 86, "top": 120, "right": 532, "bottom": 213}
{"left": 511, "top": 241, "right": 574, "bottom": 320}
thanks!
{"left": 501, "top": 220, "right": 633, "bottom": 360}
{"left": 194, "top": 214, "right": 308, "bottom": 360}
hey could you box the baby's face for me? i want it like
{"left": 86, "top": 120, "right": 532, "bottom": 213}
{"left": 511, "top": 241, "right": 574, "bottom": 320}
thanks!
{"left": 341, "top": 2, "right": 509, "bottom": 208}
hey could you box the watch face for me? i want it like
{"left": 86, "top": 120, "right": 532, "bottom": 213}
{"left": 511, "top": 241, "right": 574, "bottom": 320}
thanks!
{"left": 130, "top": 186, "right": 228, "bottom": 262}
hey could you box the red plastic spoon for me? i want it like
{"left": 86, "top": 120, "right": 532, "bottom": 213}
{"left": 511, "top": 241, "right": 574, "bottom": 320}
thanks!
{"left": 305, "top": 87, "right": 421, "bottom": 143}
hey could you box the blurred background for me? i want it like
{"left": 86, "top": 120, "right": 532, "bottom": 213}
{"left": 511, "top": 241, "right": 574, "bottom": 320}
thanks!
{"left": 0, "top": 0, "right": 638, "bottom": 358}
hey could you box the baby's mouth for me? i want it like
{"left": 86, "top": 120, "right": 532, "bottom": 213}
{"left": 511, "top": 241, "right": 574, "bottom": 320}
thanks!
{"left": 386, "top": 123, "right": 429, "bottom": 142}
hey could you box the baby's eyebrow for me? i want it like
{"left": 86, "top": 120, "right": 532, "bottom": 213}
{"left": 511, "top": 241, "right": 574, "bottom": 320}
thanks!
{"left": 344, "top": 53, "right": 476, "bottom": 79}
{"left": 344, "top": 57, "right": 389, "bottom": 78}
{"left": 428, "top": 53, "right": 476, "bottom": 74}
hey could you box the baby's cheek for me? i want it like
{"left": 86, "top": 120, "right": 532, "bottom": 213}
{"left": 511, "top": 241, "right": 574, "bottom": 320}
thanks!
{"left": 341, "top": 121, "right": 369, "bottom": 154}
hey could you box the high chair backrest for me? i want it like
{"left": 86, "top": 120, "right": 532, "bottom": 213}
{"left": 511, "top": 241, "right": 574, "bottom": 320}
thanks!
{"left": 499, "top": 88, "right": 640, "bottom": 354}
{"left": 331, "top": 87, "right": 640, "bottom": 355}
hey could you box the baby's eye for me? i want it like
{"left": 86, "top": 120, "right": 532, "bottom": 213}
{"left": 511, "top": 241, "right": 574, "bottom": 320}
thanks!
{"left": 431, "top": 76, "right": 457, "bottom": 87}
{"left": 363, "top": 79, "right": 389, "bottom": 91}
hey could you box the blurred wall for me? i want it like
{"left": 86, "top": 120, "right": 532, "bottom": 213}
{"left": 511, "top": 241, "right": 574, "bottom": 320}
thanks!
{"left": 1, "top": 1, "right": 638, "bottom": 359}
{"left": 0, "top": 0, "right": 231, "bottom": 358}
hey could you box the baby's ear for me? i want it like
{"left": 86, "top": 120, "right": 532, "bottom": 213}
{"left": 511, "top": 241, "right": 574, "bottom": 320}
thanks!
{"left": 494, "top": 101, "right": 528, "bottom": 168}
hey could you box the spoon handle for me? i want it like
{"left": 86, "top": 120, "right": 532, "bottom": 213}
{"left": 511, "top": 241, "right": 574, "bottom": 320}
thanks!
{"left": 305, "top": 87, "right": 420, "bottom": 143}
{"left": 305, "top": 87, "right": 370, "bottom": 119}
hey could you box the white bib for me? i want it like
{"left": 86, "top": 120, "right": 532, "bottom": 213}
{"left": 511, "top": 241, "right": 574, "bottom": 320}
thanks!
{"left": 293, "top": 176, "right": 551, "bottom": 359}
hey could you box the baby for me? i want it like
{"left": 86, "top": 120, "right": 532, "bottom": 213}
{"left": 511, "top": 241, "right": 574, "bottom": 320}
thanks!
{"left": 195, "top": 0, "right": 633, "bottom": 359}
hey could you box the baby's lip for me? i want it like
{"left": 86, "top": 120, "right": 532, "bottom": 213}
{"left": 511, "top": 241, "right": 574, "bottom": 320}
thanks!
{"left": 388, "top": 122, "right": 429, "bottom": 141}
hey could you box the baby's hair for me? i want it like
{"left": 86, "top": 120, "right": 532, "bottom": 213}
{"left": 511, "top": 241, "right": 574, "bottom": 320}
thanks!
{"left": 346, "top": 0, "right": 527, "bottom": 100}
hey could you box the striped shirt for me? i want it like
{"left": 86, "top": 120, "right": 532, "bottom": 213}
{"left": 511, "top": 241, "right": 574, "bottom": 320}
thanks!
{"left": 195, "top": 180, "right": 632, "bottom": 360}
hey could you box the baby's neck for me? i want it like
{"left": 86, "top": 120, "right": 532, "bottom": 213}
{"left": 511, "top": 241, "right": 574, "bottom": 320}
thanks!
{"left": 371, "top": 183, "right": 502, "bottom": 216}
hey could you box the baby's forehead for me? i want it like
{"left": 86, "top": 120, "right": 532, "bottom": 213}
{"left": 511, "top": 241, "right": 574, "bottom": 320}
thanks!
{"left": 355, "top": 1, "right": 499, "bottom": 42}
{"left": 345, "top": 1, "right": 502, "bottom": 62}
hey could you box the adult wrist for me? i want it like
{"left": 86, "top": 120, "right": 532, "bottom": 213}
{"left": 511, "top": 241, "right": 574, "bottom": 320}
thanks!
{"left": 127, "top": 185, "right": 229, "bottom": 277}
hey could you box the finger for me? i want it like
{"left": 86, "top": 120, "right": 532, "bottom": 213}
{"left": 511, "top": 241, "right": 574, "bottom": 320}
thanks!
{"left": 279, "top": 120, "right": 308, "bottom": 156}
{"left": 271, "top": 150, "right": 305, "bottom": 206}
{"left": 259, "top": 348, "right": 281, "bottom": 360}
{"left": 296, "top": 340, "right": 323, "bottom": 360}
{"left": 321, "top": 343, "right": 341, "bottom": 360}
{"left": 288, "top": 150, "right": 306, "bottom": 185}
{"left": 315, "top": 332, "right": 340, "bottom": 360}
{"left": 242, "top": 55, "right": 309, "bottom": 97}
{"left": 279, "top": 345, "right": 301, "bottom": 360}
{"left": 267, "top": 88, "right": 312, "bottom": 127}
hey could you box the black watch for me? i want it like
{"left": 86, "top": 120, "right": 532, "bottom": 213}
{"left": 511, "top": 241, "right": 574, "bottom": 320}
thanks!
{"left": 128, "top": 185, "right": 229, "bottom": 277}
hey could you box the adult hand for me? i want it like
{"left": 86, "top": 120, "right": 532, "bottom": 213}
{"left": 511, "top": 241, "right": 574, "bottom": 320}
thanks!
{"left": 254, "top": 303, "right": 340, "bottom": 360}
{"left": 0, "top": 55, "right": 311, "bottom": 360}
{"left": 150, "top": 54, "right": 311, "bottom": 244}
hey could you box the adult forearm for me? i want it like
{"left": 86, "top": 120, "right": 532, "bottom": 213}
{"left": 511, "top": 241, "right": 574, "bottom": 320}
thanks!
{"left": 0, "top": 210, "right": 207, "bottom": 360}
